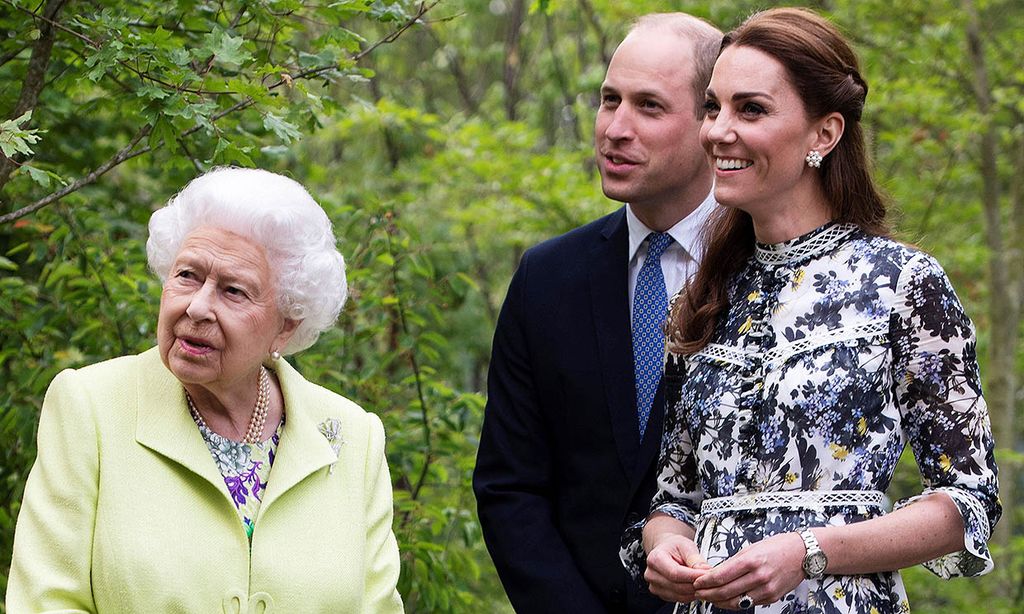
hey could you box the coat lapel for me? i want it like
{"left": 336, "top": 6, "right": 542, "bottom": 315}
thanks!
{"left": 627, "top": 381, "right": 666, "bottom": 503}
{"left": 258, "top": 358, "right": 340, "bottom": 513}
{"left": 134, "top": 348, "right": 230, "bottom": 501}
{"left": 134, "top": 348, "right": 338, "bottom": 515}
{"left": 588, "top": 209, "right": 641, "bottom": 477}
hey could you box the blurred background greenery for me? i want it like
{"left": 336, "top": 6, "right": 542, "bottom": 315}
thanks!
{"left": 1, "top": 0, "right": 1021, "bottom": 611}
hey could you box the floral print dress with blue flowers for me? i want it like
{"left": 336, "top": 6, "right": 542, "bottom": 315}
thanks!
{"left": 621, "top": 223, "right": 1000, "bottom": 613}
{"left": 194, "top": 416, "right": 284, "bottom": 542}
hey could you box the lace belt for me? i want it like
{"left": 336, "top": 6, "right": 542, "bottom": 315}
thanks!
{"left": 700, "top": 489, "right": 886, "bottom": 515}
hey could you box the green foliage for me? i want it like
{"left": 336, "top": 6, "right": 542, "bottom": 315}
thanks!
{"left": 901, "top": 539, "right": 1024, "bottom": 613}
{"left": 0, "top": 112, "right": 40, "bottom": 158}
{"left": 292, "top": 199, "right": 501, "bottom": 610}
{"left": 0, "top": 200, "right": 158, "bottom": 600}
{"left": 889, "top": 447, "right": 1024, "bottom": 612}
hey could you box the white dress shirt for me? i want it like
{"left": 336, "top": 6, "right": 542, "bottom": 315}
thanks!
{"left": 626, "top": 190, "right": 718, "bottom": 315}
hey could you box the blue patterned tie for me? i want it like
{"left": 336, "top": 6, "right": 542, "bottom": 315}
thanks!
{"left": 632, "top": 232, "right": 673, "bottom": 438}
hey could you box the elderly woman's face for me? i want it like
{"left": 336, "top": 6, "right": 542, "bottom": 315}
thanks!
{"left": 157, "top": 226, "right": 296, "bottom": 392}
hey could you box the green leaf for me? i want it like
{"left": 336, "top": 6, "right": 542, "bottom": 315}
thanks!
{"left": 219, "top": 142, "right": 255, "bottom": 166}
{"left": 529, "top": 0, "right": 554, "bottom": 14}
{"left": 0, "top": 111, "right": 41, "bottom": 157}
{"left": 201, "top": 28, "right": 252, "bottom": 68}
{"left": 168, "top": 47, "right": 192, "bottom": 67}
{"left": 21, "top": 164, "right": 50, "bottom": 188}
{"left": 262, "top": 113, "right": 302, "bottom": 143}
{"left": 148, "top": 118, "right": 178, "bottom": 150}
{"left": 298, "top": 48, "right": 341, "bottom": 69}
{"left": 454, "top": 272, "right": 480, "bottom": 292}
{"left": 135, "top": 83, "right": 170, "bottom": 101}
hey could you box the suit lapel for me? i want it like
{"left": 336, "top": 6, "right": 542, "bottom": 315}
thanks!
{"left": 258, "top": 358, "right": 340, "bottom": 513}
{"left": 588, "top": 209, "right": 641, "bottom": 477}
{"left": 627, "top": 381, "right": 666, "bottom": 503}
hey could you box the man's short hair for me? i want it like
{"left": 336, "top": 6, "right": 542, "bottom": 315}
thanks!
{"left": 628, "top": 13, "right": 723, "bottom": 118}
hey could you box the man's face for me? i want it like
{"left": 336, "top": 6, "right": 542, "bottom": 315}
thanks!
{"left": 595, "top": 30, "right": 710, "bottom": 216}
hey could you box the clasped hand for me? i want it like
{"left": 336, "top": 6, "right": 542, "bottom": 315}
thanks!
{"left": 645, "top": 532, "right": 806, "bottom": 610}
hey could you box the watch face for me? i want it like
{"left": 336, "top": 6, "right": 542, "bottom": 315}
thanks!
{"left": 804, "top": 551, "right": 828, "bottom": 577}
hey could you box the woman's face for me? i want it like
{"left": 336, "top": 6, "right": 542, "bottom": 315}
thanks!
{"left": 699, "top": 45, "right": 825, "bottom": 217}
{"left": 157, "top": 226, "right": 296, "bottom": 393}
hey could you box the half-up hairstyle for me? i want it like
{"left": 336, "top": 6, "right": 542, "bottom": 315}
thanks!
{"left": 668, "top": 7, "right": 890, "bottom": 354}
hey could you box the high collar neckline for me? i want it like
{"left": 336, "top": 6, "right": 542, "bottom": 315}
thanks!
{"left": 754, "top": 222, "right": 858, "bottom": 266}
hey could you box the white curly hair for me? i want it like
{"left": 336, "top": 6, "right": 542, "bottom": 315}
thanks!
{"left": 146, "top": 167, "right": 347, "bottom": 355}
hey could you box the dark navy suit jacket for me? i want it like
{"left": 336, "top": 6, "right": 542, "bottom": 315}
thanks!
{"left": 474, "top": 208, "right": 670, "bottom": 613}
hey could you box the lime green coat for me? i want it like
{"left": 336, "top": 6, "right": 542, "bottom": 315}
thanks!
{"left": 7, "top": 347, "right": 404, "bottom": 613}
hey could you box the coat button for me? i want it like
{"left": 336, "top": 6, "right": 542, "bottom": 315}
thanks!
{"left": 249, "top": 592, "right": 274, "bottom": 613}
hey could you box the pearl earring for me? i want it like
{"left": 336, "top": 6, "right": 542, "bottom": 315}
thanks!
{"left": 270, "top": 350, "right": 281, "bottom": 361}
{"left": 805, "top": 150, "right": 823, "bottom": 168}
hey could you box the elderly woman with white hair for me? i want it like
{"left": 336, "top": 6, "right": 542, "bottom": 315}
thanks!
{"left": 7, "top": 167, "right": 404, "bottom": 613}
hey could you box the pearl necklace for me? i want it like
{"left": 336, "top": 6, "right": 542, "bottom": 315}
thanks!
{"left": 185, "top": 366, "right": 271, "bottom": 444}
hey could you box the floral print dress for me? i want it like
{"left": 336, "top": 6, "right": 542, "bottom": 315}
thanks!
{"left": 621, "top": 223, "right": 1000, "bottom": 613}
{"left": 194, "top": 416, "right": 284, "bottom": 542}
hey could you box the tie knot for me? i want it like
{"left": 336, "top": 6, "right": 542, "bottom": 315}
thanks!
{"left": 646, "top": 233, "right": 673, "bottom": 260}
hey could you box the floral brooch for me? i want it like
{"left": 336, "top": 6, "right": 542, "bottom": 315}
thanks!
{"left": 318, "top": 418, "right": 344, "bottom": 474}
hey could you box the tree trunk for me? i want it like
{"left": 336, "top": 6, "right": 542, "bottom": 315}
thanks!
{"left": 502, "top": 0, "right": 527, "bottom": 121}
{"left": 577, "top": 0, "right": 610, "bottom": 67}
{"left": 962, "top": 0, "right": 1019, "bottom": 547}
{"left": 543, "top": 11, "right": 581, "bottom": 144}
{"left": 0, "top": 0, "right": 70, "bottom": 191}
{"left": 424, "top": 25, "right": 480, "bottom": 116}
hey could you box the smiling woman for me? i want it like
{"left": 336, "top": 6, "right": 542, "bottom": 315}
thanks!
{"left": 621, "top": 8, "right": 1000, "bottom": 614}
{"left": 700, "top": 45, "right": 837, "bottom": 237}
{"left": 6, "top": 168, "right": 404, "bottom": 613}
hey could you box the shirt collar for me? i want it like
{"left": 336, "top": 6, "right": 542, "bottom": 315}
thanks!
{"left": 625, "top": 188, "right": 718, "bottom": 264}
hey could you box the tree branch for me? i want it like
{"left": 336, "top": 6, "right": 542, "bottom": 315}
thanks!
{"left": 423, "top": 23, "right": 479, "bottom": 115}
{"left": 3, "top": 0, "right": 98, "bottom": 50}
{"left": 464, "top": 226, "right": 498, "bottom": 328}
{"left": 543, "top": 10, "right": 581, "bottom": 143}
{"left": 381, "top": 220, "right": 434, "bottom": 515}
{"left": 1, "top": 2, "right": 437, "bottom": 225}
{"left": 0, "top": 41, "right": 31, "bottom": 69}
{"left": 1011, "top": 129, "right": 1024, "bottom": 313}
{"left": 578, "top": 0, "right": 610, "bottom": 66}
{"left": 915, "top": 146, "right": 959, "bottom": 237}
{"left": 55, "top": 207, "right": 130, "bottom": 354}
{"left": 0, "top": 0, "right": 71, "bottom": 188}
{"left": 368, "top": 66, "right": 402, "bottom": 171}
{"left": 176, "top": 136, "right": 204, "bottom": 172}
{"left": 280, "top": 0, "right": 437, "bottom": 87}
{"left": 0, "top": 124, "right": 152, "bottom": 225}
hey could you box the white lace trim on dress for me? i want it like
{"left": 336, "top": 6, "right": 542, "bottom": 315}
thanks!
{"left": 701, "top": 489, "right": 886, "bottom": 514}
{"left": 755, "top": 223, "right": 858, "bottom": 266}
{"left": 692, "top": 317, "right": 889, "bottom": 369}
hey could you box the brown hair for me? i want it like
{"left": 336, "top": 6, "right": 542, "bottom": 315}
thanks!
{"left": 668, "top": 7, "right": 890, "bottom": 354}
{"left": 629, "top": 13, "right": 723, "bottom": 119}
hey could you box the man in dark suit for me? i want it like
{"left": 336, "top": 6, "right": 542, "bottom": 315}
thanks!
{"left": 473, "top": 14, "right": 723, "bottom": 613}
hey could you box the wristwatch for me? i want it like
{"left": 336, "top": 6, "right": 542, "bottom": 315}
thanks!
{"left": 799, "top": 529, "right": 828, "bottom": 579}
